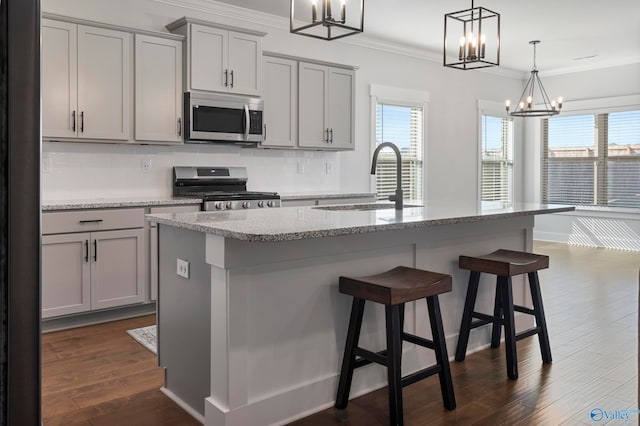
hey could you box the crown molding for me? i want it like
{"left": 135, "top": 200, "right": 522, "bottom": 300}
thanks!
{"left": 542, "top": 56, "right": 640, "bottom": 77}
{"left": 155, "top": 0, "right": 286, "bottom": 29}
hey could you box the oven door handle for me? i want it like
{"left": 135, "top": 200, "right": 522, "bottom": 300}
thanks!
{"left": 243, "top": 104, "right": 250, "bottom": 140}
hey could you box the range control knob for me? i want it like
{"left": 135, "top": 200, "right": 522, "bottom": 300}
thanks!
{"left": 215, "top": 202, "right": 224, "bottom": 210}
{"left": 225, "top": 202, "right": 233, "bottom": 209}
{"left": 242, "top": 201, "right": 251, "bottom": 209}
{"left": 258, "top": 201, "right": 265, "bottom": 208}
{"left": 267, "top": 200, "right": 276, "bottom": 207}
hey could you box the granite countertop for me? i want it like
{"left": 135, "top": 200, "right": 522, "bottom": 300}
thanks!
{"left": 146, "top": 202, "right": 575, "bottom": 242}
{"left": 42, "top": 197, "right": 203, "bottom": 211}
{"left": 279, "top": 192, "right": 376, "bottom": 200}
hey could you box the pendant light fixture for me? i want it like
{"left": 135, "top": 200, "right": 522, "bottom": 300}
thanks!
{"left": 444, "top": 0, "right": 500, "bottom": 70}
{"left": 506, "top": 41, "right": 563, "bottom": 117}
{"left": 290, "top": 0, "right": 364, "bottom": 41}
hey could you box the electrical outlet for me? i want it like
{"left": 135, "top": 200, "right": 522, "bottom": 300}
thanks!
{"left": 325, "top": 161, "right": 333, "bottom": 175}
{"left": 42, "top": 157, "right": 52, "bottom": 174}
{"left": 176, "top": 258, "right": 189, "bottom": 279}
{"left": 142, "top": 158, "right": 152, "bottom": 173}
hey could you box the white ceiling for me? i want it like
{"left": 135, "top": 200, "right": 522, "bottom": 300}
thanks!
{"left": 214, "top": 0, "right": 640, "bottom": 74}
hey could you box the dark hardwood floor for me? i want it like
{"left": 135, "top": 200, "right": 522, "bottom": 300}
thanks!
{"left": 41, "top": 315, "right": 199, "bottom": 426}
{"left": 41, "top": 242, "right": 638, "bottom": 425}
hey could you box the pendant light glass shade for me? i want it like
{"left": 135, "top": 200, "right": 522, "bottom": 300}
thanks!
{"left": 506, "top": 41, "right": 563, "bottom": 117}
{"left": 444, "top": 0, "right": 500, "bottom": 70}
{"left": 290, "top": 0, "right": 364, "bottom": 41}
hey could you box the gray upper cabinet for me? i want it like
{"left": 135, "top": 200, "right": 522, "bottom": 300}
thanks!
{"left": 168, "top": 18, "right": 265, "bottom": 96}
{"left": 262, "top": 56, "right": 298, "bottom": 148}
{"left": 42, "top": 19, "right": 131, "bottom": 141}
{"left": 135, "top": 34, "right": 183, "bottom": 143}
{"left": 298, "top": 62, "right": 354, "bottom": 150}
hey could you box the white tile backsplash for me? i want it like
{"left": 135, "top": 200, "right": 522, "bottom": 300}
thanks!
{"left": 42, "top": 142, "right": 341, "bottom": 201}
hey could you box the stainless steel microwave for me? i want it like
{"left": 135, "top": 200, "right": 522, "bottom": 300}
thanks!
{"left": 183, "top": 92, "right": 264, "bottom": 144}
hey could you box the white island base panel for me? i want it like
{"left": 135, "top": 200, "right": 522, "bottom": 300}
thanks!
{"left": 158, "top": 216, "right": 537, "bottom": 426}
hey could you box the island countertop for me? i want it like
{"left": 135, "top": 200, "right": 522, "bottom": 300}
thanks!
{"left": 146, "top": 202, "right": 574, "bottom": 242}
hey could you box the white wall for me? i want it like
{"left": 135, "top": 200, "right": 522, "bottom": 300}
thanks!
{"left": 521, "top": 63, "right": 640, "bottom": 249}
{"left": 42, "top": 0, "right": 524, "bottom": 202}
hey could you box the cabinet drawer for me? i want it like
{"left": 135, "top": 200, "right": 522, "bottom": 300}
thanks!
{"left": 43, "top": 208, "right": 145, "bottom": 234}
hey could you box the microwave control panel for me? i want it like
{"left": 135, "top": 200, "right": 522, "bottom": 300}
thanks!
{"left": 249, "top": 110, "right": 263, "bottom": 135}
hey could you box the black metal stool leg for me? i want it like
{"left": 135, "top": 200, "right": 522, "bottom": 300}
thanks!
{"left": 499, "top": 276, "right": 518, "bottom": 380}
{"left": 335, "top": 298, "right": 366, "bottom": 410}
{"left": 455, "top": 271, "right": 480, "bottom": 361}
{"left": 398, "top": 303, "right": 405, "bottom": 335}
{"left": 491, "top": 283, "right": 503, "bottom": 348}
{"left": 385, "top": 305, "right": 404, "bottom": 426}
{"left": 427, "top": 295, "right": 456, "bottom": 410}
{"left": 528, "top": 272, "right": 552, "bottom": 363}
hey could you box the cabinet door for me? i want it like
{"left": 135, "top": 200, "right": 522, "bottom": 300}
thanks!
{"left": 42, "top": 233, "right": 91, "bottom": 318}
{"left": 328, "top": 68, "right": 355, "bottom": 149}
{"left": 77, "top": 25, "right": 131, "bottom": 140}
{"left": 190, "top": 24, "right": 228, "bottom": 93}
{"left": 91, "top": 229, "right": 145, "bottom": 310}
{"left": 135, "top": 35, "right": 183, "bottom": 143}
{"left": 262, "top": 56, "right": 297, "bottom": 147}
{"left": 298, "top": 62, "right": 329, "bottom": 148}
{"left": 228, "top": 31, "right": 262, "bottom": 96}
{"left": 42, "top": 19, "right": 78, "bottom": 139}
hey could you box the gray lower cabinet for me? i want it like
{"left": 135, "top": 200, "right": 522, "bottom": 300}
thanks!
{"left": 42, "top": 208, "right": 146, "bottom": 319}
{"left": 42, "top": 233, "right": 91, "bottom": 318}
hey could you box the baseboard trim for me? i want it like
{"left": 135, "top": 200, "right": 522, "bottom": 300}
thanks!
{"left": 42, "top": 303, "right": 156, "bottom": 332}
{"left": 161, "top": 387, "right": 206, "bottom": 424}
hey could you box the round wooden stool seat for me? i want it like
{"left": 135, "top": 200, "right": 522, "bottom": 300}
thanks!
{"left": 339, "top": 266, "right": 452, "bottom": 305}
{"left": 459, "top": 249, "right": 549, "bottom": 276}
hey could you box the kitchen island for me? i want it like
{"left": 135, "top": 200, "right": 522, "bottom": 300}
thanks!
{"left": 147, "top": 202, "right": 573, "bottom": 426}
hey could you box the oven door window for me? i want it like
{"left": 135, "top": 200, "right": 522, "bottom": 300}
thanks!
{"left": 193, "top": 106, "right": 244, "bottom": 134}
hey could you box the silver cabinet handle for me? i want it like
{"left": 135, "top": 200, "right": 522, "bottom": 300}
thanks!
{"left": 324, "top": 128, "right": 329, "bottom": 143}
{"left": 177, "top": 118, "right": 182, "bottom": 136}
{"left": 263, "top": 124, "right": 267, "bottom": 141}
{"left": 224, "top": 69, "right": 228, "bottom": 87}
{"left": 230, "top": 70, "right": 234, "bottom": 88}
{"left": 72, "top": 111, "right": 76, "bottom": 132}
{"left": 80, "top": 111, "right": 84, "bottom": 133}
{"left": 330, "top": 128, "right": 334, "bottom": 143}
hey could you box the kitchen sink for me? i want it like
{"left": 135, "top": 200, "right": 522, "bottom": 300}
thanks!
{"left": 312, "top": 203, "right": 423, "bottom": 211}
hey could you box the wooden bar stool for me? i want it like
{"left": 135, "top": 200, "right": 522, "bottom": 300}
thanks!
{"left": 334, "top": 266, "right": 456, "bottom": 426}
{"left": 455, "top": 249, "right": 552, "bottom": 380}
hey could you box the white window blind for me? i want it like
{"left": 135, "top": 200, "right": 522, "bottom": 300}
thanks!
{"left": 542, "top": 109, "right": 640, "bottom": 208}
{"left": 481, "top": 115, "right": 513, "bottom": 206}
{"left": 607, "top": 110, "right": 640, "bottom": 208}
{"left": 375, "top": 103, "right": 423, "bottom": 201}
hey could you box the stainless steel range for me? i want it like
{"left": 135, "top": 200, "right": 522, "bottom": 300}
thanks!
{"left": 173, "top": 166, "right": 280, "bottom": 211}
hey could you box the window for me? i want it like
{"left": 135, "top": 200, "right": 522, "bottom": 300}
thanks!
{"left": 542, "top": 109, "right": 640, "bottom": 208}
{"left": 374, "top": 103, "right": 424, "bottom": 201}
{"left": 481, "top": 114, "right": 514, "bottom": 207}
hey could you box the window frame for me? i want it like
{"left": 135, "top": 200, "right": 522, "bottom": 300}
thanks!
{"left": 537, "top": 95, "right": 640, "bottom": 212}
{"left": 477, "top": 100, "right": 519, "bottom": 209}
{"left": 369, "top": 84, "right": 429, "bottom": 202}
